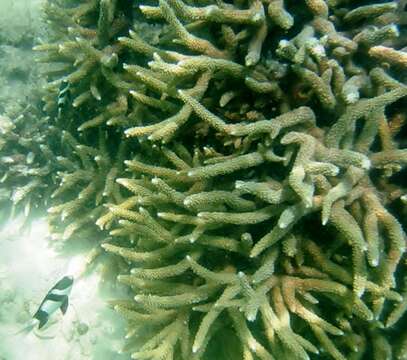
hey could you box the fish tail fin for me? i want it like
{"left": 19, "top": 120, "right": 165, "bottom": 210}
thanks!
{"left": 13, "top": 319, "right": 38, "bottom": 336}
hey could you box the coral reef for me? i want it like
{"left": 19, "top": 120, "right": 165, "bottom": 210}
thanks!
{"left": 0, "top": 107, "right": 53, "bottom": 223}
{"left": 2, "top": 0, "right": 407, "bottom": 359}
{"left": 0, "top": 0, "right": 50, "bottom": 227}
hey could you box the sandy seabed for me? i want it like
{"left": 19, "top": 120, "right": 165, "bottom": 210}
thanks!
{"left": 0, "top": 219, "right": 126, "bottom": 360}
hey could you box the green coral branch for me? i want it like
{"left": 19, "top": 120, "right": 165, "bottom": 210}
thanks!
{"left": 7, "top": 0, "right": 406, "bottom": 358}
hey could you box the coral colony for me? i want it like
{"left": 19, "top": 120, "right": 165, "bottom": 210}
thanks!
{"left": 0, "top": 0, "right": 406, "bottom": 359}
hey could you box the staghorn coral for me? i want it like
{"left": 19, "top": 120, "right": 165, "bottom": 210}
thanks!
{"left": 0, "top": 105, "right": 57, "bottom": 226}
{"left": 3, "top": 0, "right": 407, "bottom": 359}
{"left": 46, "top": 128, "right": 129, "bottom": 244}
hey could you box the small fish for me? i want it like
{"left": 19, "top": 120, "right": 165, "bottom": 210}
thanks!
{"left": 15, "top": 275, "right": 74, "bottom": 335}
{"left": 57, "top": 80, "right": 71, "bottom": 119}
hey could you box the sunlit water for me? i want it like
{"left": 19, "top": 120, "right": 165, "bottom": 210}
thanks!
{"left": 0, "top": 217, "right": 128, "bottom": 359}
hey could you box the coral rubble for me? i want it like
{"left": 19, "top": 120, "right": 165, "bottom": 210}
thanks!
{"left": 2, "top": 0, "right": 407, "bottom": 359}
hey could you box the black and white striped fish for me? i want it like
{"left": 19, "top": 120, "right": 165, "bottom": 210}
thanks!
{"left": 15, "top": 275, "right": 74, "bottom": 335}
{"left": 57, "top": 80, "right": 71, "bottom": 119}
